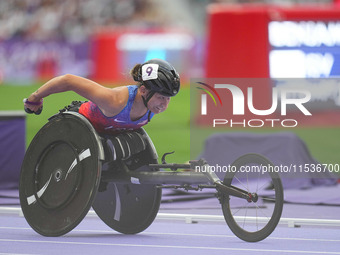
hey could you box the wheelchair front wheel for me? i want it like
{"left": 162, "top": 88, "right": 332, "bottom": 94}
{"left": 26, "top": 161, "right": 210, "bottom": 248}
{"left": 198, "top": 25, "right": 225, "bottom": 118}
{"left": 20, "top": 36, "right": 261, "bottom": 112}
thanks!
{"left": 221, "top": 153, "right": 284, "bottom": 242}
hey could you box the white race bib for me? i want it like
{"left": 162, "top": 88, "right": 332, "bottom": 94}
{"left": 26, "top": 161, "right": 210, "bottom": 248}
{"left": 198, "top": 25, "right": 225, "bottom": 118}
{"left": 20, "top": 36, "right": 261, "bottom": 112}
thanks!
{"left": 142, "top": 64, "right": 159, "bottom": 81}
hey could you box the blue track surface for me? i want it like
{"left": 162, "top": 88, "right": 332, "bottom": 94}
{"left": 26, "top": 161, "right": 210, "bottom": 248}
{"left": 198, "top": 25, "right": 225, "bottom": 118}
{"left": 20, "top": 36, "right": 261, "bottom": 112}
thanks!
{"left": 1, "top": 204, "right": 340, "bottom": 255}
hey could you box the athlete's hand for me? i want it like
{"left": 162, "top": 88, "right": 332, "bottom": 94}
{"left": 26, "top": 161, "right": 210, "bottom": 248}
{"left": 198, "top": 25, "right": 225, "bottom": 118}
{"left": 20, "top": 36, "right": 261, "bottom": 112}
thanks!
{"left": 23, "top": 98, "right": 43, "bottom": 115}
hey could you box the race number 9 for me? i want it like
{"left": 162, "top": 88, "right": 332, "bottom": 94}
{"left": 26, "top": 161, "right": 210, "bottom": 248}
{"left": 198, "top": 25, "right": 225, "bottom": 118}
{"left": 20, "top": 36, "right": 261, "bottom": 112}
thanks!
{"left": 146, "top": 66, "right": 153, "bottom": 76}
{"left": 142, "top": 64, "right": 159, "bottom": 81}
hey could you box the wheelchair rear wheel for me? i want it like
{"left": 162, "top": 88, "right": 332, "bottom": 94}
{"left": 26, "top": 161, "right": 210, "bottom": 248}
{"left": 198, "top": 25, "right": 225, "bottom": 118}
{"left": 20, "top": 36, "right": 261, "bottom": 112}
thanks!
{"left": 92, "top": 129, "right": 162, "bottom": 234}
{"left": 19, "top": 112, "right": 103, "bottom": 236}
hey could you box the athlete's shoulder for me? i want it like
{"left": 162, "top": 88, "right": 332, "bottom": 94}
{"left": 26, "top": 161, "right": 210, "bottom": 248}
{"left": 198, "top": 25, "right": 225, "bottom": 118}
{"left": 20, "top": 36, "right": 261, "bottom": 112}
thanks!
{"left": 99, "top": 86, "right": 129, "bottom": 117}
{"left": 110, "top": 86, "right": 129, "bottom": 103}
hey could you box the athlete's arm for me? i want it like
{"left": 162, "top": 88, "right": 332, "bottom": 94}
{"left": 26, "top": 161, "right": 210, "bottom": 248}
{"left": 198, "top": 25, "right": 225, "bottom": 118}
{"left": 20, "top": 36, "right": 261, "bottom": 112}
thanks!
{"left": 25, "top": 74, "right": 128, "bottom": 116}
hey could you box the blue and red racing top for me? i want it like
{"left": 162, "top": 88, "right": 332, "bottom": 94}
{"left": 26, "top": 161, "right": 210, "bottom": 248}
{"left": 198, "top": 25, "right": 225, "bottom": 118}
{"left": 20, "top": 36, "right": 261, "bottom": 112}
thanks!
{"left": 79, "top": 85, "right": 154, "bottom": 134}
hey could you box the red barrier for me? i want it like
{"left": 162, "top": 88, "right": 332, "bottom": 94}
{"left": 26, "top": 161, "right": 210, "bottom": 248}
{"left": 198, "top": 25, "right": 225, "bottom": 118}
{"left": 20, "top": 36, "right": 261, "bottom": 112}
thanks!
{"left": 206, "top": 5, "right": 270, "bottom": 78}
{"left": 91, "top": 31, "right": 122, "bottom": 84}
{"left": 205, "top": 4, "right": 340, "bottom": 79}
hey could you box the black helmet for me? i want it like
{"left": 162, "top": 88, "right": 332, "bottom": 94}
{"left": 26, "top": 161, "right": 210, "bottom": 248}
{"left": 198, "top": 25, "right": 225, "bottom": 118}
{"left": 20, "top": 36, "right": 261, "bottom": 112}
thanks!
{"left": 137, "top": 59, "right": 180, "bottom": 97}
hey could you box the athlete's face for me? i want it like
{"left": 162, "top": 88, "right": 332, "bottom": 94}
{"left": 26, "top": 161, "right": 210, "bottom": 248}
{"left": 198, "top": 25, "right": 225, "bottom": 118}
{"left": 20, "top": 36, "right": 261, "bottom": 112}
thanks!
{"left": 148, "top": 93, "right": 171, "bottom": 114}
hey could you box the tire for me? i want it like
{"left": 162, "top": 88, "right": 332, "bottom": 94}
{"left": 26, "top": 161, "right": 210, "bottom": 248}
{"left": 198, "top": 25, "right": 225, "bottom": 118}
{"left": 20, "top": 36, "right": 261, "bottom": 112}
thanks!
{"left": 19, "top": 112, "right": 102, "bottom": 236}
{"left": 221, "top": 153, "right": 284, "bottom": 242}
{"left": 92, "top": 128, "right": 161, "bottom": 234}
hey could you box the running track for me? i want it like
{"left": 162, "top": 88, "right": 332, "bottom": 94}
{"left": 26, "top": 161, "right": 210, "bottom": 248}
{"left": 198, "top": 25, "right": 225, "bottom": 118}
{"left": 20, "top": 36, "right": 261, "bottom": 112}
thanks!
{"left": 1, "top": 204, "right": 340, "bottom": 255}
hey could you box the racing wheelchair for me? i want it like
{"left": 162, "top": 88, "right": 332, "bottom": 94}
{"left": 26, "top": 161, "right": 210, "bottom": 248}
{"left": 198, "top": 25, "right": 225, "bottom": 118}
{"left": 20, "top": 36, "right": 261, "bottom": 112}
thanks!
{"left": 19, "top": 111, "right": 284, "bottom": 242}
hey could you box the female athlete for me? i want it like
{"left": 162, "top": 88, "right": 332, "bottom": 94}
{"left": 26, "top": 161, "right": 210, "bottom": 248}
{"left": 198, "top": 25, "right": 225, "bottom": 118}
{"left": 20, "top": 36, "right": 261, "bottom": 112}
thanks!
{"left": 23, "top": 58, "right": 180, "bottom": 134}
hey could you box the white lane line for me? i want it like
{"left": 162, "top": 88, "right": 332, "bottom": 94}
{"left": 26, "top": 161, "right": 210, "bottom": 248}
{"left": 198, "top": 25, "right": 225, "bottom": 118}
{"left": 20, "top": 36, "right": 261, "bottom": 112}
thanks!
{"left": 146, "top": 231, "right": 340, "bottom": 242}
{"left": 2, "top": 207, "right": 340, "bottom": 228}
{"left": 0, "top": 227, "right": 32, "bottom": 230}
{"left": 0, "top": 238, "right": 339, "bottom": 254}
{"left": 1, "top": 227, "right": 340, "bottom": 243}
{"left": 0, "top": 253, "right": 38, "bottom": 255}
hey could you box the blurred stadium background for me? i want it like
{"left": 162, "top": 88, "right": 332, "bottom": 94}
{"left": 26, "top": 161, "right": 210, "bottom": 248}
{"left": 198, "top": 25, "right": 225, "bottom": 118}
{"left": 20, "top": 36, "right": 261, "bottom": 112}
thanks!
{"left": 1, "top": 0, "right": 340, "bottom": 189}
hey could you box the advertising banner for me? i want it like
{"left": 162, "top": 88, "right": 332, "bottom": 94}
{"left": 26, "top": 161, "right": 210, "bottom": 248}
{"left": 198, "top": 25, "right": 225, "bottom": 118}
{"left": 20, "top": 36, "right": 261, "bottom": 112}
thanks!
{"left": 0, "top": 39, "right": 91, "bottom": 84}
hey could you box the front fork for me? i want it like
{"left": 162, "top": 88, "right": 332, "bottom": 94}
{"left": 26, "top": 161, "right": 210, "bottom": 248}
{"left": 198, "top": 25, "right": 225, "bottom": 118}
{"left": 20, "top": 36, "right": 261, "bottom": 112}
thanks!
{"left": 101, "top": 155, "right": 258, "bottom": 204}
{"left": 150, "top": 158, "right": 258, "bottom": 204}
